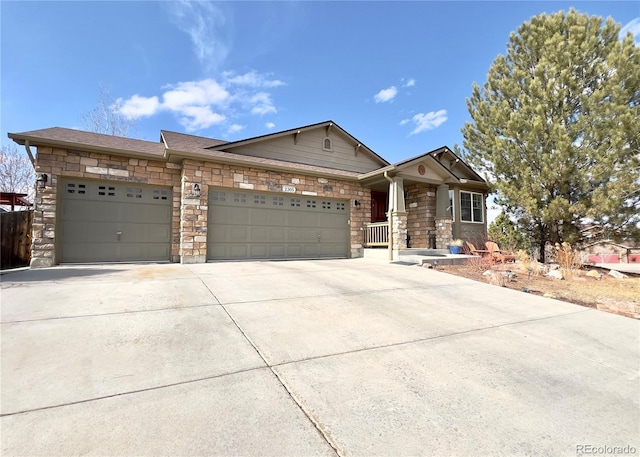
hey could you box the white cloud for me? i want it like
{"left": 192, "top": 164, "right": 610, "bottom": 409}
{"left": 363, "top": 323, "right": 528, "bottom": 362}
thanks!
{"left": 249, "top": 92, "right": 277, "bottom": 115}
{"left": 226, "top": 124, "right": 245, "bottom": 136}
{"left": 405, "top": 109, "right": 448, "bottom": 135}
{"left": 265, "top": 122, "right": 276, "bottom": 129}
{"left": 118, "top": 95, "right": 161, "bottom": 118}
{"left": 374, "top": 86, "right": 398, "bottom": 103}
{"left": 162, "top": 80, "right": 229, "bottom": 111}
{"left": 403, "top": 78, "right": 416, "bottom": 87}
{"left": 167, "top": 1, "right": 230, "bottom": 72}
{"left": 178, "top": 106, "right": 226, "bottom": 131}
{"left": 620, "top": 18, "right": 640, "bottom": 45}
{"left": 118, "top": 72, "right": 284, "bottom": 132}
{"left": 224, "top": 70, "right": 285, "bottom": 88}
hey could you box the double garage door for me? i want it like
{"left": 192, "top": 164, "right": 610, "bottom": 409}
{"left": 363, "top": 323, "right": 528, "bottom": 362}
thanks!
{"left": 59, "top": 181, "right": 349, "bottom": 262}
{"left": 208, "top": 188, "right": 349, "bottom": 260}
{"left": 59, "top": 180, "right": 172, "bottom": 263}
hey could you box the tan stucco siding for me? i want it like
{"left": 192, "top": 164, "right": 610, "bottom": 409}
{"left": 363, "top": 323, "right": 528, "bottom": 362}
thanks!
{"left": 228, "top": 129, "right": 383, "bottom": 174}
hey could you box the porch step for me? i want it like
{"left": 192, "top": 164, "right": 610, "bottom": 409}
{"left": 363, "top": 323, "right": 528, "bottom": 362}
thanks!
{"left": 363, "top": 248, "right": 472, "bottom": 265}
{"left": 399, "top": 249, "right": 450, "bottom": 257}
{"left": 399, "top": 254, "right": 473, "bottom": 266}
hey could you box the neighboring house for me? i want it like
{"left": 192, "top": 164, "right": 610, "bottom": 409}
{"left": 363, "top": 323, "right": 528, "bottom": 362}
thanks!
{"left": 580, "top": 240, "right": 640, "bottom": 264}
{"left": 8, "top": 121, "right": 489, "bottom": 267}
{"left": 0, "top": 192, "right": 33, "bottom": 212}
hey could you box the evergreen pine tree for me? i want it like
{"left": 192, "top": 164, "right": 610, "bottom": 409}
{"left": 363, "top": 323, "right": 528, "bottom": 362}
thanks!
{"left": 462, "top": 9, "right": 640, "bottom": 261}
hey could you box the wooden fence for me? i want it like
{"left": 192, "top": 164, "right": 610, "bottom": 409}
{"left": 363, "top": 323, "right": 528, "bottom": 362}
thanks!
{"left": 1, "top": 210, "right": 33, "bottom": 270}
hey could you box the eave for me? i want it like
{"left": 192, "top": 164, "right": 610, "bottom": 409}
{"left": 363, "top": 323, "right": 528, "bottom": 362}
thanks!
{"left": 8, "top": 132, "right": 165, "bottom": 161}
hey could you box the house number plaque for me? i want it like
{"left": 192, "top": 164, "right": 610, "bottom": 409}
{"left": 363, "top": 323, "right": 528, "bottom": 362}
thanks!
{"left": 282, "top": 185, "right": 296, "bottom": 193}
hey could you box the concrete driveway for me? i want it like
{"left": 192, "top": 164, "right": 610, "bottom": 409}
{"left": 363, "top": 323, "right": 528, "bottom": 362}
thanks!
{"left": 1, "top": 259, "right": 638, "bottom": 456}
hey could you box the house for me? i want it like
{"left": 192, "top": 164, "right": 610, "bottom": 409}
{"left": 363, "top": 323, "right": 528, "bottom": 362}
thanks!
{"left": 8, "top": 121, "right": 490, "bottom": 267}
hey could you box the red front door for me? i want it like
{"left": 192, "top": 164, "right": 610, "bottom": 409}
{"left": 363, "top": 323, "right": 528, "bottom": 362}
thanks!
{"left": 371, "top": 191, "right": 388, "bottom": 222}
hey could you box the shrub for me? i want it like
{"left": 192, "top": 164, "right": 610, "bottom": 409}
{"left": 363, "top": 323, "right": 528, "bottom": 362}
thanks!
{"left": 554, "top": 242, "right": 582, "bottom": 280}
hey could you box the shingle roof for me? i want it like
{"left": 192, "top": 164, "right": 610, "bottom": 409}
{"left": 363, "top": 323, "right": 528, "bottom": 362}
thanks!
{"left": 8, "top": 127, "right": 165, "bottom": 158}
{"left": 161, "top": 130, "right": 227, "bottom": 151}
{"left": 8, "top": 126, "right": 362, "bottom": 179}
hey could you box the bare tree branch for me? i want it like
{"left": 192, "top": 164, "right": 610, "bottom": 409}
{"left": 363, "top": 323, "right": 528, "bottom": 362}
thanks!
{"left": 81, "top": 82, "right": 139, "bottom": 137}
{"left": 0, "top": 144, "right": 36, "bottom": 206}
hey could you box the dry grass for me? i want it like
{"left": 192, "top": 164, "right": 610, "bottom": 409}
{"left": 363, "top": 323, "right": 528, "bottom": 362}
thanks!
{"left": 439, "top": 261, "right": 640, "bottom": 319}
{"left": 552, "top": 242, "right": 582, "bottom": 280}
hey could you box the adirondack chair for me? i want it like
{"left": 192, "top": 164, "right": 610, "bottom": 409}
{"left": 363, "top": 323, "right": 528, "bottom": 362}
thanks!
{"left": 464, "top": 241, "right": 491, "bottom": 257}
{"left": 485, "top": 241, "right": 516, "bottom": 263}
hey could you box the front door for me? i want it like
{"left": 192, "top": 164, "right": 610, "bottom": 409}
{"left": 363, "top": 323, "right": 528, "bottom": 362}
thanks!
{"left": 371, "top": 191, "right": 388, "bottom": 222}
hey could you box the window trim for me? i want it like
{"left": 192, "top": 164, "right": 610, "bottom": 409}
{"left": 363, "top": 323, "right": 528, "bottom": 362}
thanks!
{"left": 322, "top": 137, "right": 333, "bottom": 152}
{"left": 448, "top": 189, "right": 455, "bottom": 222}
{"left": 459, "top": 191, "right": 484, "bottom": 223}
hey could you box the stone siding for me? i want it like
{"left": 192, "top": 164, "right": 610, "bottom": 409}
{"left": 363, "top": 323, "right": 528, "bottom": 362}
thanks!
{"left": 435, "top": 216, "right": 453, "bottom": 250}
{"left": 405, "top": 183, "right": 436, "bottom": 249}
{"left": 177, "top": 161, "right": 369, "bottom": 261}
{"left": 31, "top": 146, "right": 368, "bottom": 266}
{"left": 391, "top": 212, "right": 408, "bottom": 251}
{"left": 32, "top": 147, "right": 182, "bottom": 266}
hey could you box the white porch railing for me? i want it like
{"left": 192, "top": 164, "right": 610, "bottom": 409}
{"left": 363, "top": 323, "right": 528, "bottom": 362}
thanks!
{"left": 364, "top": 221, "right": 389, "bottom": 247}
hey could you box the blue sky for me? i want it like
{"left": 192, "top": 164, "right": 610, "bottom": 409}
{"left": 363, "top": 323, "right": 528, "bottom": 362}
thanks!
{"left": 2, "top": 1, "right": 639, "bottom": 166}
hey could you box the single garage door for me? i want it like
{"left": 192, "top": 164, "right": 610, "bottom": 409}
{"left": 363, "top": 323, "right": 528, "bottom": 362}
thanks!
{"left": 59, "top": 179, "right": 172, "bottom": 263}
{"left": 208, "top": 188, "right": 349, "bottom": 260}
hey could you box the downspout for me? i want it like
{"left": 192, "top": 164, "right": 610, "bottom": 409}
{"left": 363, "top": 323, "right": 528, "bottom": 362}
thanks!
{"left": 383, "top": 171, "right": 394, "bottom": 261}
{"left": 24, "top": 140, "right": 36, "bottom": 169}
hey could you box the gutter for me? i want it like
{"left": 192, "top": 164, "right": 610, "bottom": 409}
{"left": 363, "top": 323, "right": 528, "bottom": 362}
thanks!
{"left": 8, "top": 133, "right": 164, "bottom": 161}
{"left": 24, "top": 140, "right": 36, "bottom": 169}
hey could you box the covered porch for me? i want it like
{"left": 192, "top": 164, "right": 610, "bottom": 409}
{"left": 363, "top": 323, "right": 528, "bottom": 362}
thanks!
{"left": 358, "top": 147, "right": 489, "bottom": 260}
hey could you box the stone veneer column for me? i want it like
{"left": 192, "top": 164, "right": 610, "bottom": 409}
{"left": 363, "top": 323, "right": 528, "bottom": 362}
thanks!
{"left": 30, "top": 174, "right": 57, "bottom": 268}
{"left": 435, "top": 216, "right": 453, "bottom": 250}
{"left": 180, "top": 160, "right": 208, "bottom": 264}
{"left": 391, "top": 211, "right": 408, "bottom": 251}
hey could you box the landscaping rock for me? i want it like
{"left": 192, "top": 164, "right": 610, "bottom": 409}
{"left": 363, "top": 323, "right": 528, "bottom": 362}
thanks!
{"left": 586, "top": 270, "right": 602, "bottom": 279}
{"left": 546, "top": 270, "right": 564, "bottom": 280}
{"left": 483, "top": 270, "right": 507, "bottom": 287}
{"left": 608, "top": 269, "right": 628, "bottom": 279}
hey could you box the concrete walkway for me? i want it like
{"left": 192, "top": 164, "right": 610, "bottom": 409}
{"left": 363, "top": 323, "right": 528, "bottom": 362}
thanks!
{"left": 1, "top": 259, "right": 638, "bottom": 456}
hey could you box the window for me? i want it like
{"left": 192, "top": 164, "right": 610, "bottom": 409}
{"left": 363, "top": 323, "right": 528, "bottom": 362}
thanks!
{"left": 322, "top": 137, "right": 333, "bottom": 151}
{"left": 448, "top": 190, "right": 455, "bottom": 221}
{"left": 460, "top": 191, "right": 484, "bottom": 223}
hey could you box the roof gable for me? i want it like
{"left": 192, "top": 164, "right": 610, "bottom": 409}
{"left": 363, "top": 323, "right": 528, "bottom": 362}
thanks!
{"left": 161, "top": 130, "right": 227, "bottom": 152}
{"left": 208, "top": 121, "right": 389, "bottom": 173}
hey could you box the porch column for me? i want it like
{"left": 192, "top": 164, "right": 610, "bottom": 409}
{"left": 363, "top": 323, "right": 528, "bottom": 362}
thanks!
{"left": 436, "top": 184, "right": 450, "bottom": 217}
{"left": 388, "top": 177, "right": 407, "bottom": 254}
{"left": 435, "top": 184, "right": 453, "bottom": 249}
